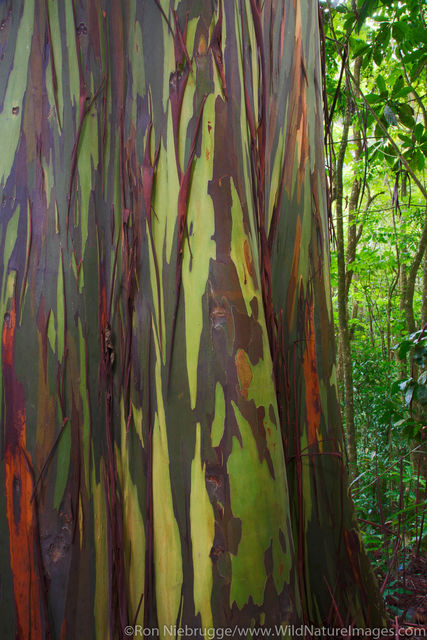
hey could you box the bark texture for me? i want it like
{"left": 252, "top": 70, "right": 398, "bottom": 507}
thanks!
{"left": 0, "top": 1, "right": 385, "bottom": 638}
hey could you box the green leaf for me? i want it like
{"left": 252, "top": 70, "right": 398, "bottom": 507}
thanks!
{"left": 375, "top": 120, "right": 385, "bottom": 139}
{"left": 356, "top": 0, "right": 379, "bottom": 32}
{"left": 397, "top": 133, "right": 413, "bottom": 146}
{"left": 375, "top": 25, "right": 391, "bottom": 52}
{"left": 365, "top": 111, "right": 375, "bottom": 127}
{"left": 391, "top": 76, "right": 404, "bottom": 96}
{"left": 376, "top": 75, "right": 387, "bottom": 95}
{"left": 373, "top": 46, "right": 383, "bottom": 66}
{"left": 410, "top": 53, "right": 427, "bottom": 80}
{"left": 392, "top": 22, "right": 405, "bottom": 43}
{"left": 343, "top": 13, "right": 357, "bottom": 32}
{"left": 403, "top": 48, "right": 427, "bottom": 65}
{"left": 365, "top": 93, "right": 382, "bottom": 104}
{"left": 361, "top": 49, "right": 373, "bottom": 68}
{"left": 395, "top": 86, "right": 413, "bottom": 99}
{"left": 352, "top": 43, "right": 371, "bottom": 58}
{"left": 384, "top": 144, "right": 397, "bottom": 163}
{"left": 391, "top": 380, "right": 402, "bottom": 395}
{"left": 414, "top": 123, "right": 425, "bottom": 141}
{"left": 413, "top": 26, "right": 427, "bottom": 45}
{"left": 397, "top": 103, "right": 415, "bottom": 128}
{"left": 416, "top": 149, "right": 425, "bottom": 171}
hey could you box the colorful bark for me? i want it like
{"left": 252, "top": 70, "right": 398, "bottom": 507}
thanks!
{"left": 0, "top": 1, "right": 384, "bottom": 638}
{"left": 264, "top": 2, "right": 385, "bottom": 626}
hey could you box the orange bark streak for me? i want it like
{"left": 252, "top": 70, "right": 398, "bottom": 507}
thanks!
{"left": 235, "top": 349, "right": 253, "bottom": 400}
{"left": 5, "top": 448, "right": 43, "bottom": 639}
{"left": 243, "top": 240, "right": 254, "bottom": 277}
{"left": 99, "top": 282, "right": 107, "bottom": 330}
{"left": 3, "top": 300, "right": 43, "bottom": 638}
{"left": 60, "top": 618, "right": 67, "bottom": 639}
{"left": 2, "top": 302, "right": 16, "bottom": 366}
{"left": 296, "top": 95, "right": 308, "bottom": 201}
{"left": 279, "top": 8, "right": 286, "bottom": 59}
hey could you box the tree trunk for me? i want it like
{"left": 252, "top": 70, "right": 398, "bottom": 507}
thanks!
{"left": 345, "top": 57, "right": 363, "bottom": 298}
{"left": 422, "top": 251, "right": 427, "bottom": 326}
{"left": 334, "top": 84, "right": 358, "bottom": 479}
{"left": 0, "top": 1, "right": 385, "bottom": 638}
{"left": 401, "top": 208, "right": 427, "bottom": 334}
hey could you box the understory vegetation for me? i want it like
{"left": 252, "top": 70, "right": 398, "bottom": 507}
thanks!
{"left": 323, "top": 0, "right": 427, "bottom": 622}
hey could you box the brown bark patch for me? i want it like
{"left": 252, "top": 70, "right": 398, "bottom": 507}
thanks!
{"left": 243, "top": 240, "right": 254, "bottom": 277}
{"left": 235, "top": 348, "right": 252, "bottom": 400}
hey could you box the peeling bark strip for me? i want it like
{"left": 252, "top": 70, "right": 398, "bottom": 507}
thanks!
{"left": 3, "top": 300, "right": 45, "bottom": 638}
{"left": 0, "top": 1, "right": 385, "bottom": 639}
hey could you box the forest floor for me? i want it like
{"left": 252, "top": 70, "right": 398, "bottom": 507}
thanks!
{"left": 381, "top": 552, "right": 427, "bottom": 632}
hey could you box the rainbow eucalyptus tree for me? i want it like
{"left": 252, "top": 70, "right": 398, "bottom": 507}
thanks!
{"left": 0, "top": 0, "right": 385, "bottom": 638}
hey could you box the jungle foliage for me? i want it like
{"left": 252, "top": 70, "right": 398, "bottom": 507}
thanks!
{"left": 0, "top": 0, "right": 388, "bottom": 638}
{"left": 321, "top": 0, "right": 427, "bottom": 612}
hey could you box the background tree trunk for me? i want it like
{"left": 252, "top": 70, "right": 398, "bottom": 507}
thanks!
{"left": 0, "top": 1, "right": 385, "bottom": 638}
{"left": 334, "top": 79, "right": 358, "bottom": 479}
{"left": 401, "top": 208, "right": 427, "bottom": 334}
{"left": 422, "top": 251, "right": 427, "bottom": 326}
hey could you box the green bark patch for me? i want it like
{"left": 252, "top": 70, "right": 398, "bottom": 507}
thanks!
{"left": 182, "top": 93, "right": 216, "bottom": 409}
{"left": 190, "top": 423, "right": 214, "bottom": 629}
{"left": 152, "top": 328, "right": 183, "bottom": 628}
{"left": 228, "top": 402, "right": 291, "bottom": 609}
{"left": 0, "top": 0, "right": 33, "bottom": 186}
{"left": 211, "top": 382, "right": 226, "bottom": 447}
